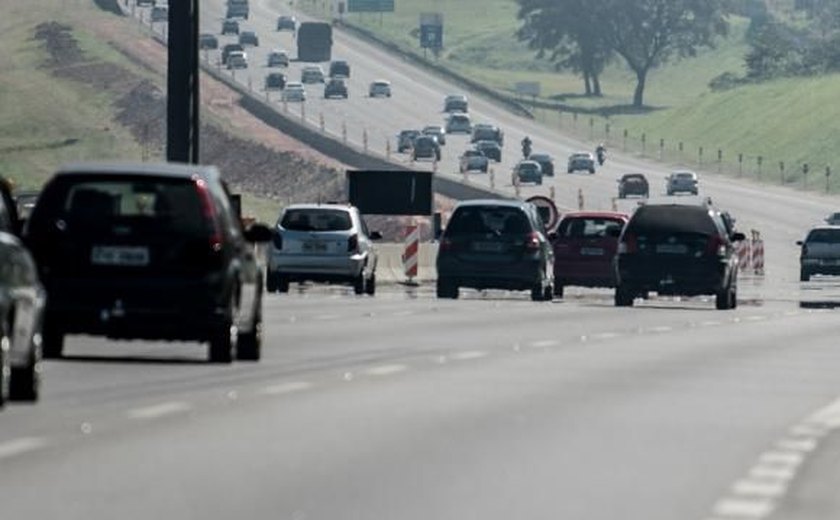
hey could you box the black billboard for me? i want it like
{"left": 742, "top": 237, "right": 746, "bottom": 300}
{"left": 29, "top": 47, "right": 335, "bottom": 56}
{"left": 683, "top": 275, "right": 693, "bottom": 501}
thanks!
{"left": 347, "top": 170, "right": 433, "bottom": 216}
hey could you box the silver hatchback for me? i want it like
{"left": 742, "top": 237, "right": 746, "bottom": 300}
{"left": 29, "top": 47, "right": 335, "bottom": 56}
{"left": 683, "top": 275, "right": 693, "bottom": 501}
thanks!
{"left": 267, "top": 204, "right": 381, "bottom": 295}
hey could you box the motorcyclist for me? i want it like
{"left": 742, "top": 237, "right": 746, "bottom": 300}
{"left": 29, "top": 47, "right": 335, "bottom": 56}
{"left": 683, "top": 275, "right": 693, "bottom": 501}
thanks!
{"left": 596, "top": 143, "right": 607, "bottom": 165}
{"left": 521, "top": 136, "right": 533, "bottom": 159}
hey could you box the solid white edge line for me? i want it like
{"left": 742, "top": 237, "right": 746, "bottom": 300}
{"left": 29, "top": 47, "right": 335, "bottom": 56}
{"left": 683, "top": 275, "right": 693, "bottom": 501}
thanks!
{"left": 0, "top": 437, "right": 48, "bottom": 460}
{"left": 258, "top": 381, "right": 313, "bottom": 396}
{"left": 712, "top": 498, "right": 775, "bottom": 518}
{"left": 451, "top": 351, "right": 487, "bottom": 361}
{"left": 529, "top": 340, "right": 558, "bottom": 348}
{"left": 126, "top": 401, "right": 192, "bottom": 420}
{"left": 366, "top": 364, "right": 408, "bottom": 376}
{"left": 731, "top": 479, "right": 788, "bottom": 499}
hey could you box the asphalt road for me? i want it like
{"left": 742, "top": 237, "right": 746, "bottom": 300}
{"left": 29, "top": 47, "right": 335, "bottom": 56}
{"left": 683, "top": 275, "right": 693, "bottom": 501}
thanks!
{"left": 4, "top": 2, "right": 840, "bottom": 519}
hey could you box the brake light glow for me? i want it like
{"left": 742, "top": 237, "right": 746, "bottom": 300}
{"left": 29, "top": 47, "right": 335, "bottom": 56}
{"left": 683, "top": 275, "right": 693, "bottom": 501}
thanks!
{"left": 706, "top": 235, "right": 727, "bottom": 257}
{"left": 194, "top": 177, "right": 223, "bottom": 253}
{"left": 525, "top": 232, "right": 541, "bottom": 251}
{"left": 618, "top": 233, "right": 637, "bottom": 254}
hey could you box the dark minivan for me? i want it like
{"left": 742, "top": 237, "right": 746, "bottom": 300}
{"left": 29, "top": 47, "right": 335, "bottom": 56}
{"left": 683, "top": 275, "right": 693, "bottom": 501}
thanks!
{"left": 614, "top": 202, "right": 745, "bottom": 309}
{"left": 437, "top": 200, "right": 554, "bottom": 301}
{"left": 24, "top": 163, "right": 273, "bottom": 362}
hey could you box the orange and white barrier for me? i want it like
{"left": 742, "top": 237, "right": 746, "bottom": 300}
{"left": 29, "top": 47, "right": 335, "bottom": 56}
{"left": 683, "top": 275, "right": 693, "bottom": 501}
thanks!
{"left": 736, "top": 240, "right": 751, "bottom": 270}
{"left": 402, "top": 225, "right": 420, "bottom": 281}
{"left": 752, "top": 238, "right": 765, "bottom": 275}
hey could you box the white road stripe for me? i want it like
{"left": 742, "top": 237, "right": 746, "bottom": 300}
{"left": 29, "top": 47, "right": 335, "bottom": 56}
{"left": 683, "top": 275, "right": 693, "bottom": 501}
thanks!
{"left": 748, "top": 465, "right": 797, "bottom": 481}
{"left": 591, "top": 332, "right": 622, "bottom": 340}
{"left": 731, "top": 479, "right": 788, "bottom": 498}
{"left": 366, "top": 364, "right": 408, "bottom": 376}
{"left": 529, "top": 339, "right": 558, "bottom": 348}
{"left": 649, "top": 325, "right": 673, "bottom": 333}
{"left": 776, "top": 438, "right": 817, "bottom": 453}
{"left": 451, "top": 350, "right": 487, "bottom": 361}
{"left": 314, "top": 314, "right": 341, "bottom": 321}
{"left": 789, "top": 424, "right": 827, "bottom": 438}
{"left": 744, "top": 315, "right": 767, "bottom": 322}
{"left": 258, "top": 381, "right": 313, "bottom": 396}
{"left": 712, "top": 498, "right": 775, "bottom": 518}
{"left": 127, "top": 401, "right": 192, "bottom": 420}
{"left": 758, "top": 451, "right": 804, "bottom": 467}
{"left": 701, "top": 320, "right": 722, "bottom": 327}
{"left": 0, "top": 437, "right": 47, "bottom": 460}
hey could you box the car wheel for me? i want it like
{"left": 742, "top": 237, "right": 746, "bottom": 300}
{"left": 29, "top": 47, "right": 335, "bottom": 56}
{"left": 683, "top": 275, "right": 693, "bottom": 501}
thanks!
{"left": 730, "top": 284, "right": 738, "bottom": 309}
{"left": 353, "top": 273, "right": 366, "bottom": 295}
{"left": 800, "top": 269, "right": 810, "bottom": 282}
{"left": 554, "top": 283, "right": 564, "bottom": 298}
{"left": 567, "top": 169, "right": 573, "bottom": 174}
{"left": 42, "top": 323, "right": 64, "bottom": 359}
{"left": 277, "top": 275, "right": 290, "bottom": 294}
{"left": 237, "top": 303, "right": 262, "bottom": 361}
{"left": 543, "top": 284, "right": 554, "bottom": 302}
{"left": 536, "top": 178, "right": 543, "bottom": 185}
{"left": 266, "top": 271, "right": 278, "bottom": 293}
{"left": 589, "top": 169, "right": 595, "bottom": 174}
{"left": 365, "top": 273, "right": 376, "bottom": 296}
{"left": 531, "top": 277, "right": 547, "bottom": 302}
{"left": 437, "top": 279, "right": 458, "bottom": 299}
{"left": 615, "top": 285, "right": 634, "bottom": 307}
{"left": 209, "top": 293, "right": 238, "bottom": 363}
{"left": 715, "top": 282, "right": 733, "bottom": 310}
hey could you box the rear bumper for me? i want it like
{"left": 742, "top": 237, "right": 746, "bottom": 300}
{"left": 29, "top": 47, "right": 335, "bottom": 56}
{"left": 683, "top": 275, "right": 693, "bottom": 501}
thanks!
{"left": 555, "top": 259, "right": 616, "bottom": 288}
{"left": 617, "top": 256, "right": 730, "bottom": 295}
{"left": 438, "top": 258, "right": 543, "bottom": 291}
{"left": 269, "top": 252, "right": 366, "bottom": 279}
{"left": 802, "top": 260, "right": 840, "bottom": 275}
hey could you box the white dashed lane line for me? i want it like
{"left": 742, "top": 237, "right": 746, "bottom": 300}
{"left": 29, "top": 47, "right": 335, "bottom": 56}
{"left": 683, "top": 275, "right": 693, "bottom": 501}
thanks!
{"left": 712, "top": 498, "right": 776, "bottom": 518}
{"left": 529, "top": 340, "right": 558, "bottom": 349}
{"left": 258, "top": 381, "right": 313, "bottom": 396}
{"left": 126, "top": 401, "right": 192, "bottom": 421}
{"left": 0, "top": 437, "right": 48, "bottom": 460}
{"left": 450, "top": 351, "right": 488, "bottom": 361}
{"left": 365, "top": 364, "right": 408, "bottom": 377}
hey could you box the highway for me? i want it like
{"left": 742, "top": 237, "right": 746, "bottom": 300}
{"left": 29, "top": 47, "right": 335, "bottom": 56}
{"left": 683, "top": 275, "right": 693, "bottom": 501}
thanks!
{"left": 2, "top": 1, "right": 840, "bottom": 519}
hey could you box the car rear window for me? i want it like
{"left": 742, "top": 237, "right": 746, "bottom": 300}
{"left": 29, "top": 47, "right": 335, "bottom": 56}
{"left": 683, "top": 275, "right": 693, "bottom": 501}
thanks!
{"left": 675, "top": 173, "right": 695, "bottom": 179}
{"left": 446, "top": 206, "right": 531, "bottom": 236}
{"left": 807, "top": 228, "right": 840, "bottom": 243}
{"left": 281, "top": 209, "right": 352, "bottom": 232}
{"left": 557, "top": 218, "right": 624, "bottom": 239}
{"left": 627, "top": 205, "right": 719, "bottom": 236}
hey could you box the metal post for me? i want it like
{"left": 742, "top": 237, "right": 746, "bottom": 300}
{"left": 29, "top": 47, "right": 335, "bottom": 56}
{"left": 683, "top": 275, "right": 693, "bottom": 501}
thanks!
{"left": 363, "top": 128, "right": 368, "bottom": 153}
{"left": 166, "top": 0, "right": 200, "bottom": 163}
{"left": 589, "top": 117, "right": 594, "bottom": 140}
{"left": 623, "top": 129, "right": 628, "bottom": 152}
{"left": 779, "top": 161, "right": 785, "bottom": 184}
{"left": 826, "top": 166, "right": 832, "bottom": 193}
{"left": 803, "top": 163, "right": 809, "bottom": 189}
{"left": 549, "top": 186, "right": 555, "bottom": 201}
{"left": 641, "top": 133, "right": 646, "bottom": 157}
{"left": 319, "top": 113, "right": 325, "bottom": 132}
{"left": 678, "top": 141, "right": 684, "bottom": 162}
{"left": 738, "top": 153, "right": 743, "bottom": 177}
{"left": 386, "top": 139, "right": 391, "bottom": 160}
{"left": 300, "top": 102, "right": 306, "bottom": 122}
{"left": 659, "top": 139, "right": 665, "bottom": 161}
{"left": 573, "top": 112, "right": 578, "bottom": 129}
{"left": 605, "top": 123, "right": 611, "bottom": 142}
{"left": 698, "top": 146, "right": 704, "bottom": 167}
{"left": 757, "top": 156, "right": 763, "bottom": 179}
{"left": 577, "top": 188, "right": 584, "bottom": 210}
{"left": 342, "top": 121, "right": 347, "bottom": 145}
{"left": 490, "top": 168, "right": 496, "bottom": 190}
{"left": 717, "top": 149, "right": 723, "bottom": 173}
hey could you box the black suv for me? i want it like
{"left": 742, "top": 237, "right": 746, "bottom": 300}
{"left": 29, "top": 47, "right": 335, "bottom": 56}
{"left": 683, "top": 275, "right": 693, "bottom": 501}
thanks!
{"left": 411, "top": 135, "right": 441, "bottom": 161}
{"left": 437, "top": 200, "right": 555, "bottom": 301}
{"left": 24, "top": 163, "right": 273, "bottom": 363}
{"left": 618, "top": 173, "right": 649, "bottom": 198}
{"left": 614, "top": 202, "right": 745, "bottom": 309}
{"left": 221, "top": 43, "right": 245, "bottom": 65}
{"left": 474, "top": 140, "right": 502, "bottom": 162}
{"left": 324, "top": 78, "right": 348, "bottom": 99}
{"left": 329, "top": 60, "right": 350, "bottom": 78}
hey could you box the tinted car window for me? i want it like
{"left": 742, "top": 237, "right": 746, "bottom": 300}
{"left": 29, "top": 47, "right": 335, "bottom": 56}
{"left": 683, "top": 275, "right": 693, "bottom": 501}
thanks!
{"left": 558, "top": 218, "right": 623, "bottom": 239}
{"left": 807, "top": 228, "right": 840, "bottom": 243}
{"left": 626, "top": 205, "right": 719, "bottom": 236}
{"left": 447, "top": 206, "right": 531, "bottom": 236}
{"left": 281, "top": 209, "right": 352, "bottom": 232}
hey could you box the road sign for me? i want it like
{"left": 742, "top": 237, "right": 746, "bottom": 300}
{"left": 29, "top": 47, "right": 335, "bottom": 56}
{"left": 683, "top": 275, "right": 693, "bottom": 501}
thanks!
{"left": 347, "top": 170, "right": 433, "bottom": 216}
{"left": 526, "top": 195, "right": 559, "bottom": 230}
{"left": 347, "top": 0, "right": 394, "bottom": 13}
{"left": 515, "top": 81, "right": 541, "bottom": 97}
{"left": 419, "top": 12, "right": 443, "bottom": 50}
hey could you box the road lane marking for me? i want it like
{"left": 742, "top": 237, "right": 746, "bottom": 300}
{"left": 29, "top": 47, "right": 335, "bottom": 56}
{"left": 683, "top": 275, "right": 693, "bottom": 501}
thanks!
{"left": 748, "top": 465, "right": 796, "bottom": 481}
{"left": 0, "top": 437, "right": 47, "bottom": 460}
{"left": 529, "top": 339, "right": 558, "bottom": 348}
{"left": 744, "top": 315, "right": 767, "bottom": 322}
{"left": 314, "top": 314, "right": 341, "bottom": 321}
{"left": 788, "top": 424, "right": 827, "bottom": 438}
{"left": 701, "top": 320, "right": 722, "bottom": 327}
{"left": 731, "top": 479, "right": 788, "bottom": 499}
{"left": 712, "top": 498, "right": 775, "bottom": 518}
{"left": 648, "top": 325, "right": 673, "bottom": 333}
{"left": 391, "top": 310, "right": 414, "bottom": 317}
{"left": 258, "top": 381, "right": 313, "bottom": 396}
{"left": 366, "top": 364, "right": 408, "bottom": 376}
{"left": 775, "top": 438, "right": 817, "bottom": 452}
{"left": 451, "top": 351, "right": 487, "bottom": 361}
{"left": 127, "top": 401, "right": 192, "bottom": 420}
{"left": 591, "top": 332, "right": 622, "bottom": 340}
{"left": 758, "top": 451, "right": 804, "bottom": 467}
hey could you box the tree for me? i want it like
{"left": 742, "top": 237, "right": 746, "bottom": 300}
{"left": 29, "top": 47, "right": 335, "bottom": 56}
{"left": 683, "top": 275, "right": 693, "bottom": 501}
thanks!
{"left": 516, "top": 0, "right": 613, "bottom": 96}
{"left": 597, "top": 0, "right": 729, "bottom": 107}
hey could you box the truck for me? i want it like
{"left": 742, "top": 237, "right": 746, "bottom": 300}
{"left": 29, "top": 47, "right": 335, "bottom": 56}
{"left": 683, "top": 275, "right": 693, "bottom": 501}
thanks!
{"left": 297, "top": 22, "right": 332, "bottom": 62}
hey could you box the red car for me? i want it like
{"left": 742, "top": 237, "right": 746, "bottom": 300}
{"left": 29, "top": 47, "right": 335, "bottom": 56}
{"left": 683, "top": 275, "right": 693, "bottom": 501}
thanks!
{"left": 551, "top": 211, "right": 628, "bottom": 297}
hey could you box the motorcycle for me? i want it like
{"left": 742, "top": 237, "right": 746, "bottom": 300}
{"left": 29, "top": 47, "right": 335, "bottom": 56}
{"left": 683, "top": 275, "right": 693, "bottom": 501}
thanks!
{"left": 596, "top": 149, "right": 606, "bottom": 166}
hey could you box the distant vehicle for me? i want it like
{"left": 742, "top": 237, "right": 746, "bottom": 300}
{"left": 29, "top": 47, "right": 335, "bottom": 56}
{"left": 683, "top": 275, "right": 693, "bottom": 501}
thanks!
{"left": 368, "top": 80, "right": 392, "bottom": 98}
{"left": 528, "top": 153, "right": 554, "bottom": 176}
{"left": 618, "top": 173, "right": 649, "bottom": 198}
{"left": 226, "top": 2, "right": 249, "bottom": 19}
{"left": 267, "top": 204, "right": 381, "bottom": 295}
{"left": 667, "top": 171, "right": 699, "bottom": 195}
{"left": 276, "top": 15, "right": 297, "bottom": 31}
{"left": 411, "top": 135, "right": 441, "bottom": 162}
{"left": 264, "top": 72, "right": 286, "bottom": 91}
{"left": 471, "top": 123, "right": 504, "bottom": 146}
{"left": 397, "top": 130, "right": 421, "bottom": 153}
{"left": 150, "top": 5, "right": 168, "bottom": 23}
{"left": 324, "top": 77, "right": 348, "bottom": 99}
{"left": 238, "top": 30, "right": 259, "bottom": 47}
{"left": 297, "top": 22, "right": 332, "bottom": 62}
{"left": 825, "top": 212, "right": 840, "bottom": 225}
{"left": 797, "top": 226, "right": 840, "bottom": 281}
{"left": 614, "top": 202, "right": 745, "bottom": 309}
{"left": 459, "top": 149, "right": 489, "bottom": 173}
{"left": 474, "top": 140, "right": 502, "bottom": 162}
{"left": 14, "top": 190, "right": 39, "bottom": 221}
{"left": 567, "top": 152, "right": 596, "bottom": 174}
{"left": 136, "top": 0, "right": 155, "bottom": 6}
{"left": 301, "top": 65, "right": 325, "bottom": 83}
{"left": 443, "top": 94, "right": 468, "bottom": 113}
{"left": 513, "top": 160, "right": 543, "bottom": 185}
{"left": 445, "top": 113, "right": 472, "bottom": 134}
{"left": 24, "top": 162, "right": 273, "bottom": 362}
{"left": 226, "top": 51, "right": 248, "bottom": 70}
{"left": 281, "top": 82, "right": 306, "bottom": 102}
{"left": 199, "top": 33, "right": 219, "bottom": 50}
{"left": 221, "top": 19, "right": 239, "bottom": 35}
{"left": 550, "top": 212, "right": 629, "bottom": 298}
{"left": 0, "top": 179, "right": 45, "bottom": 403}
{"left": 328, "top": 60, "right": 350, "bottom": 78}
{"left": 267, "top": 49, "right": 290, "bottom": 68}
{"left": 421, "top": 125, "right": 446, "bottom": 145}
{"left": 436, "top": 200, "right": 555, "bottom": 301}
{"left": 221, "top": 43, "right": 245, "bottom": 65}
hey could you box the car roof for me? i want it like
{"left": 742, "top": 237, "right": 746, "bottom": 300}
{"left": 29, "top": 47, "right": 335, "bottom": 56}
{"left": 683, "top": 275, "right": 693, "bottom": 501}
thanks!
{"left": 446, "top": 94, "right": 467, "bottom": 100}
{"left": 529, "top": 153, "right": 551, "bottom": 159}
{"left": 672, "top": 170, "right": 697, "bottom": 175}
{"left": 454, "top": 199, "right": 524, "bottom": 209}
{"left": 808, "top": 225, "right": 840, "bottom": 231}
{"left": 55, "top": 162, "right": 221, "bottom": 181}
{"left": 284, "top": 203, "right": 355, "bottom": 212}
{"left": 560, "top": 211, "right": 628, "bottom": 220}
{"left": 286, "top": 82, "right": 303, "bottom": 87}
{"left": 372, "top": 79, "right": 390, "bottom": 84}
{"left": 622, "top": 173, "right": 646, "bottom": 178}
{"left": 476, "top": 140, "right": 499, "bottom": 146}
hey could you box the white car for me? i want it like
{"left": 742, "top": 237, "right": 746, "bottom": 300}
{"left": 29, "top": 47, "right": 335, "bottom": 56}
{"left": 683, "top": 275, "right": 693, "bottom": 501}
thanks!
{"left": 368, "top": 80, "right": 392, "bottom": 98}
{"left": 282, "top": 82, "right": 306, "bottom": 102}
{"left": 267, "top": 204, "right": 382, "bottom": 295}
{"left": 445, "top": 113, "right": 472, "bottom": 134}
{"left": 301, "top": 65, "right": 325, "bottom": 84}
{"left": 226, "top": 50, "right": 248, "bottom": 70}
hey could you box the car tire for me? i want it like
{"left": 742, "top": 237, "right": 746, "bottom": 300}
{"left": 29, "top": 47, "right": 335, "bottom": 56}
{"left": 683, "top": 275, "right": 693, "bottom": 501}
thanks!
{"left": 554, "top": 283, "right": 564, "bottom": 298}
{"left": 209, "top": 293, "right": 238, "bottom": 364}
{"left": 266, "top": 271, "right": 278, "bottom": 293}
{"left": 800, "top": 269, "right": 810, "bottom": 282}
{"left": 237, "top": 304, "right": 262, "bottom": 361}
{"left": 536, "top": 178, "right": 543, "bottom": 185}
{"left": 716, "top": 282, "right": 734, "bottom": 310}
{"left": 277, "top": 275, "right": 290, "bottom": 294}
{"left": 42, "top": 324, "right": 64, "bottom": 359}
{"left": 353, "top": 273, "right": 366, "bottom": 295}
{"left": 437, "top": 279, "right": 458, "bottom": 299}
{"left": 615, "top": 285, "right": 634, "bottom": 307}
{"left": 567, "top": 169, "right": 573, "bottom": 174}
{"left": 365, "top": 273, "right": 376, "bottom": 296}
{"left": 589, "top": 169, "right": 595, "bottom": 174}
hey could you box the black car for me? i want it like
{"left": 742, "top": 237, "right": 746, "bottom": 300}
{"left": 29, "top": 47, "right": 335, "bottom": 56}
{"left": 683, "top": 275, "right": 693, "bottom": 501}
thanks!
{"left": 411, "top": 135, "right": 441, "bottom": 161}
{"left": 221, "top": 19, "right": 239, "bottom": 35}
{"left": 150, "top": 5, "right": 168, "bottom": 22}
{"left": 324, "top": 78, "right": 348, "bottom": 99}
{"left": 437, "top": 200, "right": 555, "bottom": 301}
{"left": 471, "top": 124, "right": 504, "bottom": 146}
{"left": 265, "top": 72, "right": 286, "bottom": 91}
{"left": 221, "top": 43, "right": 244, "bottom": 65}
{"left": 276, "top": 15, "right": 297, "bottom": 31}
{"left": 226, "top": 3, "right": 249, "bottom": 19}
{"left": 397, "top": 130, "right": 421, "bottom": 153}
{"left": 329, "top": 60, "right": 350, "bottom": 78}
{"left": 0, "top": 179, "right": 45, "bottom": 404}
{"left": 24, "top": 162, "right": 273, "bottom": 363}
{"left": 239, "top": 31, "right": 259, "bottom": 47}
{"left": 618, "top": 173, "right": 649, "bottom": 198}
{"left": 614, "top": 202, "right": 745, "bottom": 309}
{"left": 528, "top": 153, "right": 554, "bottom": 176}
{"left": 199, "top": 33, "right": 219, "bottom": 50}
{"left": 475, "top": 140, "right": 502, "bottom": 162}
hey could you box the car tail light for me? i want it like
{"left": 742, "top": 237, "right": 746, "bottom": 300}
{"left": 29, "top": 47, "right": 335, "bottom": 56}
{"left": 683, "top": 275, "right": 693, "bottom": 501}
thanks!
{"left": 273, "top": 231, "right": 283, "bottom": 250}
{"left": 194, "top": 177, "right": 223, "bottom": 253}
{"left": 618, "top": 233, "right": 637, "bottom": 254}
{"left": 706, "top": 235, "right": 727, "bottom": 257}
{"left": 525, "top": 232, "right": 541, "bottom": 252}
{"left": 348, "top": 234, "right": 359, "bottom": 253}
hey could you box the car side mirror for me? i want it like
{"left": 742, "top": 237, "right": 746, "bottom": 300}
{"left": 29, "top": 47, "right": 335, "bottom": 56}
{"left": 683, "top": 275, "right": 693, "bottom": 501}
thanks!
{"left": 369, "top": 231, "right": 383, "bottom": 241}
{"left": 796, "top": 240, "right": 804, "bottom": 246}
{"left": 244, "top": 222, "right": 273, "bottom": 243}
{"left": 732, "top": 232, "right": 746, "bottom": 242}
{"left": 607, "top": 227, "right": 621, "bottom": 238}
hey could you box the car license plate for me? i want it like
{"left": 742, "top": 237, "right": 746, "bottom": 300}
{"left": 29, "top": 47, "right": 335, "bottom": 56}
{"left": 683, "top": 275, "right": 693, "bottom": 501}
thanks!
{"left": 656, "top": 244, "right": 688, "bottom": 254}
{"left": 91, "top": 246, "right": 150, "bottom": 267}
{"left": 303, "top": 241, "right": 328, "bottom": 253}
{"left": 472, "top": 242, "right": 504, "bottom": 253}
{"left": 580, "top": 247, "right": 604, "bottom": 256}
